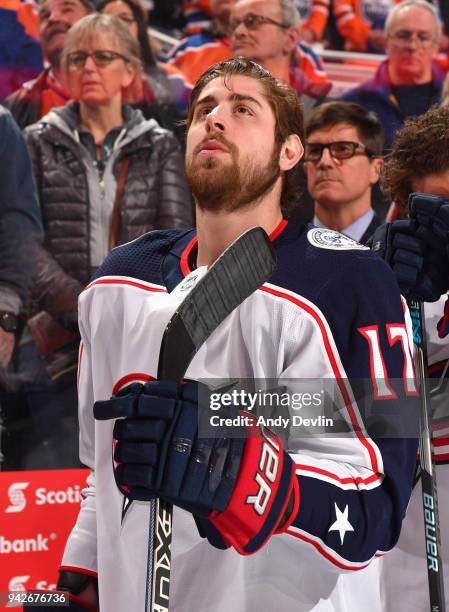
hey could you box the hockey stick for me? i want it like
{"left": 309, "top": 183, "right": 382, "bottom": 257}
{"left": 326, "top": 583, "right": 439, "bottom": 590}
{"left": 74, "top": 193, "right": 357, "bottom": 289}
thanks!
{"left": 408, "top": 298, "right": 446, "bottom": 612}
{"left": 147, "top": 226, "right": 277, "bottom": 612}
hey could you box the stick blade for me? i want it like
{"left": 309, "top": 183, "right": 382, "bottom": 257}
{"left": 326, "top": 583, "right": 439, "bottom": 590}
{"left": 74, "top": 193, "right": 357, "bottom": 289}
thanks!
{"left": 158, "top": 227, "right": 277, "bottom": 380}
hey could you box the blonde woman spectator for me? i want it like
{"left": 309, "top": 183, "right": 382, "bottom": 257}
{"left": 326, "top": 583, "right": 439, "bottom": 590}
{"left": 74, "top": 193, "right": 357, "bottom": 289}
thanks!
{"left": 21, "top": 13, "right": 192, "bottom": 468}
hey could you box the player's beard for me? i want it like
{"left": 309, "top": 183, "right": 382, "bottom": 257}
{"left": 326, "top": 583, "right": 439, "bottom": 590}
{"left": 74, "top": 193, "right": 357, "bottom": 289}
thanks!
{"left": 185, "top": 136, "right": 282, "bottom": 213}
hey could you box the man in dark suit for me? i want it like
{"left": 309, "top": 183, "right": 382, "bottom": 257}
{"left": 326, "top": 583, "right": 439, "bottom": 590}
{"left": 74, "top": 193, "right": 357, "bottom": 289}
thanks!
{"left": 304, "top": 101, "right": 384, "bottom": 244}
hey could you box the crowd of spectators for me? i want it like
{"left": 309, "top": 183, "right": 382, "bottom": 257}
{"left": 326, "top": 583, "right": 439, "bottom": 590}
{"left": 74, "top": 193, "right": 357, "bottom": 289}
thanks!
{"left": 0, "top": 0, "right": 449, "bottom": 471}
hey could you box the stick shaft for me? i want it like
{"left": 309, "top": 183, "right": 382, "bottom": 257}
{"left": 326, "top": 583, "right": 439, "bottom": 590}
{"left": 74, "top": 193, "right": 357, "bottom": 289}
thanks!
{"left": 149, "top": 228, "right": 276, "bottom": 611}
{"left": 409, "top": 299, "right": 446, "bottom": 612}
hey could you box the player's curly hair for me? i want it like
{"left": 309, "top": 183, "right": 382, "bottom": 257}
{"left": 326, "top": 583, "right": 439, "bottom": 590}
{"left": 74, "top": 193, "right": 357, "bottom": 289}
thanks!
{"left": 186, "top": 58, "right": 304, "bottom": 217}
{"left": 382, "top": 105, "right": 449, "bottom": 217}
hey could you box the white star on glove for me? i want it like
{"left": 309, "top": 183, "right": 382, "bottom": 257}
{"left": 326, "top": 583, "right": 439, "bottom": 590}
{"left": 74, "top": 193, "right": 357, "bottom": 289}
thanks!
{"left": 328, "top": 503, "right": 354, "bottom": 545}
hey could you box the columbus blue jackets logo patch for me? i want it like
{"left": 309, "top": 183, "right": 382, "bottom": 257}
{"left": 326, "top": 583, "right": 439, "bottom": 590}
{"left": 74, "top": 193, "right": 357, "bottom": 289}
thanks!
{"left": 307, "top": 228, "right": 369, "bottom": 251}
{"left": 179, "top": 273, "right": 199, "bottom": 292}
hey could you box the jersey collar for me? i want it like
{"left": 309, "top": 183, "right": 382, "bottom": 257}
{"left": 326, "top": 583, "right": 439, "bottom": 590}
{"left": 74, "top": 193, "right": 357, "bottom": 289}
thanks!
{"left": 179, "top": 218, "right": 289, "bottom": 277}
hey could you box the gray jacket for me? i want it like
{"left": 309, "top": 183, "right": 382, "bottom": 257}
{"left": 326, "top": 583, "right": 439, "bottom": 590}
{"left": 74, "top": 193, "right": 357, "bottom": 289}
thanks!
{"left": 25, "top": 103, "right": 193, "bottom": 290}
{"left": 22, "top": 104, "right": 192, "bottom": 381}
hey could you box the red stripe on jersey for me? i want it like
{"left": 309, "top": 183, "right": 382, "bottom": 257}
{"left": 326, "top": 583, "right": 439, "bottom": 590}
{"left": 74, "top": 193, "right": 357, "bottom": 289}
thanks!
{"left": 179, "top": 219, "right": 289, "bottom": 275}
{"left": 269, "top": 219, "right": 288, "bottom": 240}
{"left": 84, "top": 277, "right": 167, "bottom": 293}
{"left": 286, "top": 528, "right": 375, "bottom": 571}
{"left": 59, "top": 565, "right": 98, "bottom": 577}
{"left": 180, "top": 236, "right": 198, "bottom": 276}
{"left": 112, "top": 373, "right": 154, "bottom": 395}
{"left": 436, "top": 453, "right": 449, "bottom": 462}
{"left": 296, "top": 463, "right": 379, "bottom": 487}
{"left": 260, "top": 285, "right": 381, "bottom": 475}
{"left": 433, "top": 437, "right": 449, "bottom": 448}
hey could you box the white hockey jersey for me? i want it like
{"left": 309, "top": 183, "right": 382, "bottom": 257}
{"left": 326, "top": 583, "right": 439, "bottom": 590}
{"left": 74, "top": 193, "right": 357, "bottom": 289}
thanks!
{"left": 62, "top": 221, "right": 419, "bottom": 611}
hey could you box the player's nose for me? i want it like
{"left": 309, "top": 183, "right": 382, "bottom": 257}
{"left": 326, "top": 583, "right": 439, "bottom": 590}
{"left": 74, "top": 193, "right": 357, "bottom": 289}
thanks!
{"left": 205, "top": 104, "right": 226, "bottom": 132}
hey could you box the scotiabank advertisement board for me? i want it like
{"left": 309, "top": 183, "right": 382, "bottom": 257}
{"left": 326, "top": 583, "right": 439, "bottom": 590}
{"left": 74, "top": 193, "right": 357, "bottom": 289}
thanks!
{"left": 0, "top": 469, "right": 89, "bottom": 596}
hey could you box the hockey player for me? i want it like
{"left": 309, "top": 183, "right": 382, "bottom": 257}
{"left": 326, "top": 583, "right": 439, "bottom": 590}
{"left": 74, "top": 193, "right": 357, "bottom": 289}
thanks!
{"left": 59, "top": 58, "right": 419, "bottom": 611}
{"left": 370, "top": 104, "right": 449, "bottom": 611}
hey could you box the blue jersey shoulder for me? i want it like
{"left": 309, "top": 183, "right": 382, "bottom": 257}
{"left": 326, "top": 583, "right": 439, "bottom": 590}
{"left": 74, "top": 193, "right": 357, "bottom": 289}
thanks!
{"left": 273, "top": 223, "right": 394, "bottom": 301}
{"left": 93, "top": 229, "right": 193, "bottom": 287}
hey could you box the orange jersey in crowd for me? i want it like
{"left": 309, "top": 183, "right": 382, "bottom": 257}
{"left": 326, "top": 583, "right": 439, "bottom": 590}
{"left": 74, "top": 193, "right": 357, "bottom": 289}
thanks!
{"left": 300, "top": 0, "right": 331, "bottom": 42}
{"left": 183, "top": 0, "right": 332, "bottom": 43}
{"left": 183, "top": 0, "right": 212, "bottom": 35}
{"left": 332, "top": 0, "right": 401, "bottom": 51}
{"left": 2, "top": 0, "right": 39, "bottom": 38}
{"left": 166, "top": 33, "right": 331, "bottom": 95}
{"left": 166, "top": 33, "right": 232, "bottom": 85}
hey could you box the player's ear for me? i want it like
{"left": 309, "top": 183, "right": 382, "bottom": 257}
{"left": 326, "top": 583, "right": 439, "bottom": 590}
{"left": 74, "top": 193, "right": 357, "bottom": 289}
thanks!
{"left": 279, "top": 134, "right": 303, "bottom": 171}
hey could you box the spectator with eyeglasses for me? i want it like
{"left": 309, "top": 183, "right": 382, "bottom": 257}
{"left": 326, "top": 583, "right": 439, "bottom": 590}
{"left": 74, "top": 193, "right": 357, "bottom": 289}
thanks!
{"left": 3, "top": 0, "right": 94, "bottom": 130}
{"left": 304, "top": 101, "right": 384, "bottom": 243}
{"left": 229, "top": 0, "right": 331, "bottom": 107}
{"left": 342, "top": 0, "right": 445, "bottom": 152}
{"left": 165, "top": 0, "right": 331, "bottom": 104}
{"left": 98, "top": 0, "right": 193, "bottom": 122}
{"left": 16, "top": 13, "right": 192, "bottom": 470}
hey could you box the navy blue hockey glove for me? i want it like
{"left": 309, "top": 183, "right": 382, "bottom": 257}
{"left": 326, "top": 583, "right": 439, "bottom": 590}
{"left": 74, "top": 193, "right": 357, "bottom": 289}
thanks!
{"left": 370, "top": 220, "right": 449, "bottom": 302}
{"left": 409, "top": 192, "right": 449, "bottom": 255}
{"left": 94, "top": 380, "right": 299, "bottom": 554}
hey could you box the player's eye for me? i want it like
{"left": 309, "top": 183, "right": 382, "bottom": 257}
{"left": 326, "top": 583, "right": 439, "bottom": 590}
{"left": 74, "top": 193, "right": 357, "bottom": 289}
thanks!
{"left": 235, "top": 105, "right": 252, "bottom": 115}
{"left": 195, "top": 106, "right": 213, "bottom": 119}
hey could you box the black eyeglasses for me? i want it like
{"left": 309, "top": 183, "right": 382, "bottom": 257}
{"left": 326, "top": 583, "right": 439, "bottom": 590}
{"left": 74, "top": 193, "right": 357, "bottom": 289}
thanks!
{"left": 304, "top": 141, "right": 374, "bottom": 163}
{"left": 229, "top": 13, "right": 289, "bottom": 33}
{"left": 67, "top": 50, "right": 130, "bottom": 69}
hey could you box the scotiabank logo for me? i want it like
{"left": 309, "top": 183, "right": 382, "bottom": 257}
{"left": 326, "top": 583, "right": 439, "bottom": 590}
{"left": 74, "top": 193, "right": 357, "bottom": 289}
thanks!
{"left": 35, "top": 485, "right": 82, "bottom": 505}
{"left": 0, "top": 533, "right": 56, "bottom": 554}
{"left": 4, "top": 483, "right": 82, "bottom": 513}
{"left": 9, "top": 576, "right": 30, "bottom": 591}
{"left": 9, "top": 577, "right": 56, "bottom": 591}
{"left": 5, "top": 482, "right": 29, "bottom": 513}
